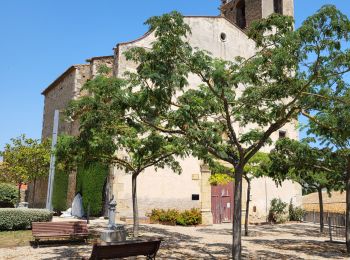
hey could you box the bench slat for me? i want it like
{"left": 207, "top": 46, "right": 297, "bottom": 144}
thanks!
{"left": 31, "top": 221, "right": 89, "bottom": 243}
{"left": 89, "top": 239, "right": 161, "bottom": 260}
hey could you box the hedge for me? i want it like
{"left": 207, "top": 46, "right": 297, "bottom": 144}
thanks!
{"left": 77, "top": 163, "right": 109, "bottom": 216}
{"left": 0, "top": 183, "right": 18, "bottom": 208}
{"left": 0, "top": 208, "right": 53, "bottom": 231}
{"left": 52, "top": 169, "right": 69, "bottom": 212}
{"left": 150, "top": 208, "right": 202, "bottom": 226}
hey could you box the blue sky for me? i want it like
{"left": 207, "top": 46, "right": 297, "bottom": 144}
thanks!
{"left": 0, "top": 0, "right": 349, "bottom": 149}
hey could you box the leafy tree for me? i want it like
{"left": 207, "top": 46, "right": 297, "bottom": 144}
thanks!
{"left": 123, "top": 6, "right": 350, "bottom": 258}
{"left": 63, "top": 69, "right": 186, "bottom": 237}
{"left": 0, "top": 135, "right": 51, "bottom": 204}
{"left": 266, "top": 138, "right": 344, "bottom": 232}
{"left": 302, "top": 54, "right": 350, "bottom": 250}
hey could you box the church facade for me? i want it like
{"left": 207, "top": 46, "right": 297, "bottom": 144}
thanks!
{"left": 30, "top": 0, "right": 301, "bottom": 225}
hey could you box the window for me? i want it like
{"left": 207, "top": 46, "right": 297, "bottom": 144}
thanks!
{"left": 279, "top": 130, "right": 286, "bottom": 139}
{"left": 236, "top": 0, "right": 246, "bottom": 29}
{"left": 220, "top": 32, "right": 227, "bottom": 42}
{"left": 274, "top": 0, "right": 283, "bottom": 14}
{"left": 192, "top": 194, "right": 200, "bottom": 201}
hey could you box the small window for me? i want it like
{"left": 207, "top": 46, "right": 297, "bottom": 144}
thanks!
{"left": 279, "top": 130, "right": 286, "bottom": 139}
{"left": 274, "top": 0, "right": 283, "bottom": 14}
{"left": 220, "top": 32, "right": 227, "bottom": 42}
{"left": 192, "top": 194, "right": 200, "bottom": 201}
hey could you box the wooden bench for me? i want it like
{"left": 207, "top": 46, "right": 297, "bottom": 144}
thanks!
{"left": 86, "top": 239, "right": 162, "bottom": 260}
{"left": 32, "top": 221, "right": 89, "bottom": 245}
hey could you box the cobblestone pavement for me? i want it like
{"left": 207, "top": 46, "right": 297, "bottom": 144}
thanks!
{"left": 0, "top": 221, "right": 348, "bottom": 259}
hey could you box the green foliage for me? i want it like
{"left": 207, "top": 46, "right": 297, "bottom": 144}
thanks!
{"left": 268, "top": 198, "right": 288, "bottom": 224}
{"left": 266, "top": 138, "right": 344, "bottom": 193}
{"left": 0, "top": 135, "right": 51, "bottom": 187}
{"left": 149, "top": 208, "right": 201, "bottom": 226}
{"left": 288, "top": 200, "right": 305, "bottom": 222}
{"left": 52, "top": 169, "right": 69, "bottom": 212}
{"left": 176, "top": 208, "right": 202, "bottom": 226}
{"left": 209, "top": 173, "right": 233, "bottom": 186}
{"left": 0, "top": 183, "right": 18, "bottom": 208}
{"left": 77, "top": 163, "right": 108, "bottom": 216}
{"left": 0, "top": 135, "right": 52, "bottom": 204}
{"left": 0, "top": 208, "right": 52, "bottom": 231}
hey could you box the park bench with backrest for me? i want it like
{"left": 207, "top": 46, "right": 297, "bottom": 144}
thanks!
{"left": 32, "top": 221, "right": 89, "bottom": 245}
{"left": 86, "top": 238, "right": 162, "bottom": 260}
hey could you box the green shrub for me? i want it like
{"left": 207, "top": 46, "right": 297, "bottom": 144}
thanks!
{"left": 176, "top": 209, "right": 202, "bottom": 226}
{"left": 0, "top": 208, "right": 52, "bottom": 231}
{"left": 149, "top": 208, "right": 202, "bottom": 226}
{"left": 52, "top": 169, "right": 69, "bottom": 212}
{"left": 268, "top": 198, "right": 288, "bottom": 223}
{"left": 289, "top": 200, "right": 305, "bottom": 221}
{"left": 77, "top": 163, "right": 108, "bottom": 216}
{"left": 0, "top": 183, "right": 18, "bottom": 208}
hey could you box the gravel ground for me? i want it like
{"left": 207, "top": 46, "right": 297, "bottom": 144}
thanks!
{"left": 0, "top": 221, "right": 348, "bottom": 259}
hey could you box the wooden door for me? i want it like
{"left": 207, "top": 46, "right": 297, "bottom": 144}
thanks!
{"left": 211, "top": 182, "right": 234, "bottom": 224}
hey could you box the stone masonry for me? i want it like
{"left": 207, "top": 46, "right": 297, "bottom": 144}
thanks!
{"left": 31, "top": 0, "right": 301, "bottom": 224}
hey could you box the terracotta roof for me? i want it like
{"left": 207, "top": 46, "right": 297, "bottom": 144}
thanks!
{"left": 41, "top": 64, "right": 88, "bottom": 95}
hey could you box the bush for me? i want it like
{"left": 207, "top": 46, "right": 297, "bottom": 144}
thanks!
{"left": 0, "top": 183, "right": 18, "bottom": 208}
{"left": 149, "top": 208, "right": 202, "bottom": 226}
{"left": 52, "top": 169, "right": 69, "bottom": 212}
{"left": 268, "top": 198, "right": 288, "bottom": 223}
{"left": 77, "top": 163, "right": 109, "bottom": 216}
{"left": 0, "top": 208, "right": 53, "bottom": 231}
{"left": 289, "top": 200, "right": 305, "bottom": 221}
{"left": 176, "top": 209, "right": 202, "bottom": 226}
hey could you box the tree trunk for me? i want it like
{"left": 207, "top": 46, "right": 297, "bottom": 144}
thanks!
{"left": 17, "top": 182, "right": 22, "bottom": 206}
{"left": 132, "top": 174, "right": 139, "bottom": 238}
{"left": 32, "top": 178, "right": 37, "bottom": 207}
{"left": 233, "top": 165, "right": 243, "bottom": 260}
{"left": 244, "top": 177, "right": 251, "bottom": 237}
{"left": 346, "top": 156, "right": 350, "bottom": 253}
{"left": 318, "top": 187, "right": 324, "bottom": 233}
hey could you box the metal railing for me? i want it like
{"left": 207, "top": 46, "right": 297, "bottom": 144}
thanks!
{"left": 303, "top": 211, "right": 346, "bottom": 242}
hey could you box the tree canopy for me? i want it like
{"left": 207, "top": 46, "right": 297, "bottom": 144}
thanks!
{"left": 122, "top": 6, "right": 350, "bottom": 259}
{"left": 62, "top": 68, "right": 187, "bottom": 236}
{"left": 0, "top": 135, "right": 51, "bottom": 202}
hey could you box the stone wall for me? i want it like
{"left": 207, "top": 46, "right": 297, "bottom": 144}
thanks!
{"left": 31, "top": 56, "right": 114, "bottom": 209}
{"left": 114, "top": 16, "right": 301, "bottom": 223}
{"left": 88, "top": 56, "right": 114, "bottom": 78}
{"left": 29, "top": 65, "right": 90, "bottom": 208}
{"left": 221, "top": 0, "right": 294, "bottom": 30}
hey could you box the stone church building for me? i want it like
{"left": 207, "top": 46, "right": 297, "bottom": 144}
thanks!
{"left": 29, "top": 0, "right": 301, "bottom": 225}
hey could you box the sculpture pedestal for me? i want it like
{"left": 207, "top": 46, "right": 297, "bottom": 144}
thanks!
{"left": 100, "top": 225, "right": 127, "bottom": 242}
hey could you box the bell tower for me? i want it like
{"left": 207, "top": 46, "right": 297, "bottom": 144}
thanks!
{"left": 220, "top": 0, "right": 294, "bottom": 30}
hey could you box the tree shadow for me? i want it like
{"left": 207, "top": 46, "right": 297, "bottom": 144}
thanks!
{"left": 249, "top": 238, "right": 348, "bottom": 259}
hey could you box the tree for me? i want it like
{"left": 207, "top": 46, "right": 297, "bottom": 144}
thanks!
{"left": 123, "top": 6, "right": 350, "bottom": 259}
{"left": 0, "top": 135, "right": 51, "bottom": 204}
{"left": 243, "top": 152, "right": 269, "bottom": 236}
{"left": 266, "top": 138, "right": 344, "bottom": 233}
{"left": 63, "top": 69, "right": 186, "bottom": 237}
{"left": 302, "top": 56, "right": 350, "bottom": 249}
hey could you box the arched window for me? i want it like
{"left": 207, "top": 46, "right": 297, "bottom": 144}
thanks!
{"left": 274, "top": 0, "right": 283, "bottom": 14}
{"left": 236, "top": 0, "right": 246, "bottom": 29}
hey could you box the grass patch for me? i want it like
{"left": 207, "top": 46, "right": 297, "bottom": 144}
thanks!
{"left": 0, "top": 230, "right": 33, "bottom": 248}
